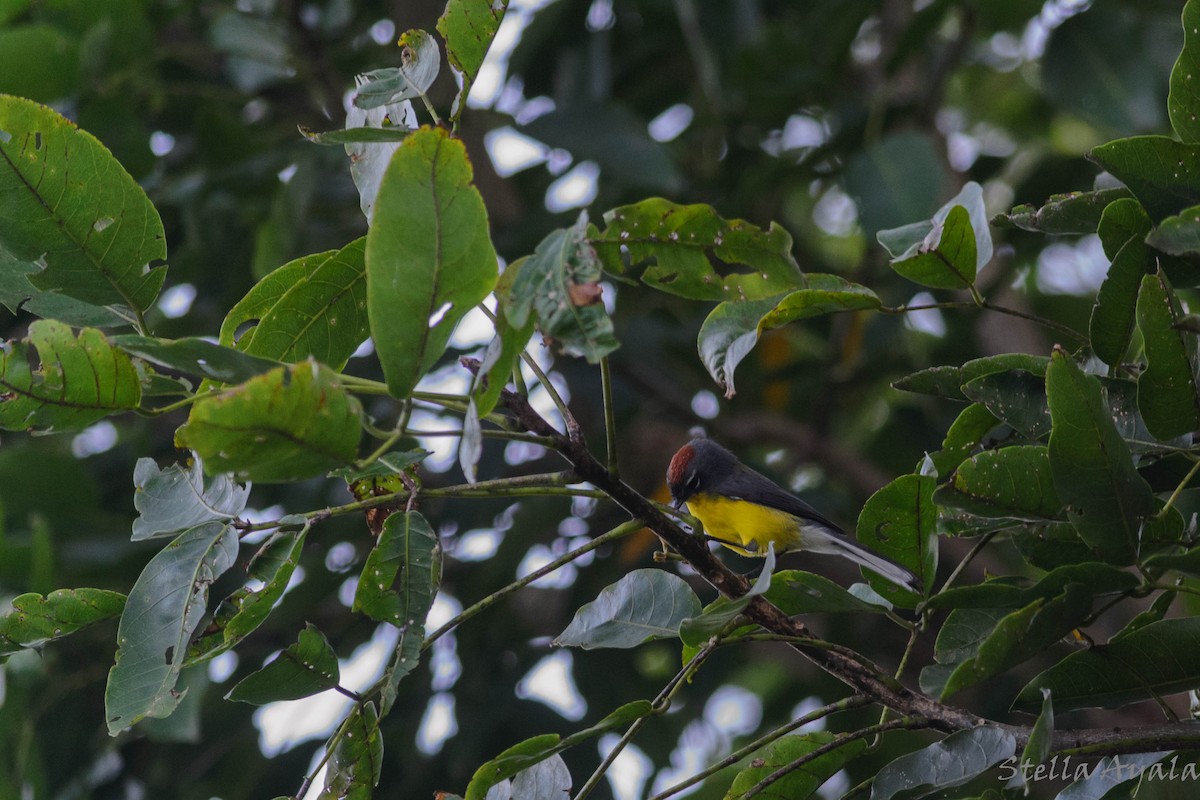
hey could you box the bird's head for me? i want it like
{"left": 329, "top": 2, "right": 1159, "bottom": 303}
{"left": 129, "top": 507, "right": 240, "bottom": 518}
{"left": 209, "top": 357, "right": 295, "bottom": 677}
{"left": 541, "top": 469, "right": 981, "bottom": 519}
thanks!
{"left": 666, "top": 437, "right": 738, "bottom": 508}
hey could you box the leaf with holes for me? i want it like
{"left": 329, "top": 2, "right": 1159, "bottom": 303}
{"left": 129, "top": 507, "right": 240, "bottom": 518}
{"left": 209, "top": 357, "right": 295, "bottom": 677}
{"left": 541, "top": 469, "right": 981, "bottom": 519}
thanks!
{"left": 0, "top": 94, "right": 166, "bottom": 312}
{"left": 855, "top": 474, "right": 936, "bottom": 605}
{"left": 366, "top": 127, "right": 499, "bottom": 398}
{"left": 0, "top": 319, "right": 141, "bottom": 432}
{"left": 132, "top": 456, "right": 250, "bottom": 541}
{"left": 354, "top": 511, "right": 440, "bottom": 629}
{"left": 0, "top": 588, "right": 125, "bottom": 662}
{"left": 318, "top": 702, "right": 383, "bottom": 799}
{"left": 590, "top": 198, "right": 803, "bottom": 301}
{"left": 226, "top": 623, "right": 340, "bottom": 704}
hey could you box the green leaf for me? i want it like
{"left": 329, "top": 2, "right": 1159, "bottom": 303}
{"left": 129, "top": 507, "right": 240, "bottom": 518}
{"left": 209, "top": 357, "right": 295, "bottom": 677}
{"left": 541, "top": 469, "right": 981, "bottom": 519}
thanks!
{"left": 1011, "top": 689, "right": 1053, "bottom": 794}
{"left": 132, "top": 456, "right": 250, "bottom": 541}
{"left": 1136, "top": 270, "right": 1200, "bottom": 439}
{"left": 590, "top": 198, "right": 804, "bottom": 301}
{"left": 1046, "top": 349, "right": 1152, "bottom": 564}
{"left": 892, "top": 354, "right": 1049, "bottom": 400}
{"left": 1090, "top": 198, "right": 1153, "bottom": 367}
{"left": 1169, "top": 0, "right": 1200, "bottom": 143}
{"left": 379, "top": 624, "right": 424, "bottom": 715}
{"left": 366, "top": 126, "right": 499, "bottom": 398}
{"left": 697, "top": 274, "right": 880, "bottom": 397}
{"left": 505, "top": 214, "right": 618, "bottom": 363}
{"left": 679, "top": 547, "right": 775, "bottom": 647}
{"left": 765, "top": 570, "right": 894, "bottom": 615}
{"left": 934, "top": 446, "right": 1062, "bottom": 521}
{"left": 176, "top": 361, "right": 361, "bottom": 482}
{"left": 238, "top": 238, "right": 370, "bottom": 371}
{"left": 353, "top": 511, "right": 441, "bottom": 629}
{"left": 554, "top": 569, "right": 702, "bottom": 649}
{"left": 1011, "top": 523, "right": 1097, "bottom": 571}
{"left": 105, "top": 522, "right": 238, "bottom": 734}
{"left": 941, "top": 583, "right": 1093, "bottom": 698}
{"left": 437, "top": 0, "right": 508, "bottom": 118}
{"left": 0, "top": 94, "right": 166, "bottom": 312}
{"left": 330, "top": 449, "right": 430, "bottom": 481}
{"left": 879, "top": 183, "right": 992, "bottom": 290}
{"left": 111, "top": 334, "right": 284, "bottom": 385}
{"left": 1146, "top": 546, "right": 1200, "bottom": 578}
{"left": 928, "top": 563, "right": 1139, "bottom": 610}
{"left": 299, "top": 125, "right": 412, "bottom": 145}
{"left": 227, "top": 623, "right": 340, "bottom": 704}
{"left": 871, "top": 727, "right": 1016, "bottom": 800}
{"left": 1146, "top": 204, "right": 1200, "bottom": 257}
{"left": 961, "top": 371, "right": 1051, "bottom": 439}
{"left": 928, "top": 403, "right": 999, "bottom": 478}
{"left": 220, "top": 251, "right": 330, "bottom": 348}
{"left": 1088, "top": 136, "right": 1200, "bottom": 221}
{"left": 991, "top": 188, "right": 1132, "bottom": 234}
{"left": 1016, "top": 618, "right": 1200, "bottom": 712}
{"left": 318, "top": 702, "right": 383, "bottom": 800}
{"left": 475, "top": 263, "right": 534, "bottom": 415}
{"left": 0, "top": 249, "right": 130, "bottom": 327}
{"left": 1056, "top": 753, "right": 1171, "bottom": 800}
{"left": 0, "top": 588, "right": 125, "bottom": 661}
{"left": 352, "top": 30, "right": 441, "bottom": 109}
{"left": 186, "top": 525, "right": 309, "bottom": 666}
{"left": 920, "top": 608, "right": 1010, "bottom": 696}
{"left": 0, "top": 319, "right": 141, "bottom": 432}
{"left": 855, "top": 474, "right": 936, "bottom": 603}
{"left": 1113, "top": 590, "right": 1175, "bottom": 640}
{"left": 724, "top": 732, "right": 867, "bottom": 800}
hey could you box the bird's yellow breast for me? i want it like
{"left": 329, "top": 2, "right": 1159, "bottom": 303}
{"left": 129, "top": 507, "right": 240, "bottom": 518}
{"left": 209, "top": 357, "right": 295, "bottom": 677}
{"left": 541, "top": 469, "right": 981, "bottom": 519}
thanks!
{"left": 685, "top": 492, "right": 803, "bottom": 556}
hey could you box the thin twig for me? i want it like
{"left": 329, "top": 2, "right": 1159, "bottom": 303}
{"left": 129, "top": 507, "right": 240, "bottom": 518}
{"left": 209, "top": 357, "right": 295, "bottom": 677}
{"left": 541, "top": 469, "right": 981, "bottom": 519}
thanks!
{"left": 600, "top": 357, "right": 619, "bottom": 479}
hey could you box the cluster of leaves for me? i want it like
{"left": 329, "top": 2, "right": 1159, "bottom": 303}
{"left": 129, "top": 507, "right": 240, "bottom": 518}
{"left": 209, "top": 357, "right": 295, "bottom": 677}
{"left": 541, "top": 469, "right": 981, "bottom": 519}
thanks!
{"left": 6, "top": 1, "right": 1200, "bottom": 799}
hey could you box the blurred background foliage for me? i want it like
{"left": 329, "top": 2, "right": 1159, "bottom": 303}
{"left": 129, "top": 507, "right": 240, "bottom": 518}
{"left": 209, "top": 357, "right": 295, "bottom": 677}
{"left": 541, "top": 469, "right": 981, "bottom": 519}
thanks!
{"left": 0, "top": 0, "right": 1191, "bottom": 798}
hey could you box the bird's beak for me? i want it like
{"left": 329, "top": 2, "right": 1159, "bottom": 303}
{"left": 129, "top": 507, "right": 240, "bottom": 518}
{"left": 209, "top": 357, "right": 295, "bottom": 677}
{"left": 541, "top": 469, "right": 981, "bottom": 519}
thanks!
{"left": 672, "top": 497, "right": 684, "bottom": 510}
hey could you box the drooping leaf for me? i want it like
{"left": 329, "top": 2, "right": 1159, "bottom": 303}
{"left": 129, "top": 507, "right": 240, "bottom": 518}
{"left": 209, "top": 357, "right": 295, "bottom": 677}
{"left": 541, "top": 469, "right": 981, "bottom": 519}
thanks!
{"left": 554, "top": 569, "right": 702, "bottom": 649}
{"left": 175, "top": 361, "right": 362, "bottom": 482}
{"left": 105, "top": 522, "right": 238, "bottom": 734}
{"left": 870, "top": 726, "right": 1016, "bottom": 800}
{"left": 0, "top": 94, "right": 166, "bottom": 312}
{"left": 991, "top": 188, "right": 1132, "bottom": 234}
{"left": 352, "top": 30, "right": 441, "bottom": 109}
{"left": 317, "top": 702, "right": 383, "bottom": 800}
{"left": 437, "top": 0, "right": 508, "bottom": 120}
{"left": 1045, "top": 349, "right": 1151, "bottom": 564}
{"left": 132, "top": 456, "right": 250, "bottom": 541}
{"left": 1136, "top": 270, "right": 1200, "bottom": 439}
{"left": 505, "top": 214, "right": 618, "bottom": 363}
{"left": 1010, "top": 689, "right": 1053, "bottom": 794}
{"left": 226, "top": 623, "right": 340, "bottom": 704}
{"left": 590, "top": 198, "right": 804, "bottom": 301}
{"left": 111, "top": 334, "right": 284, "bottom": 385}
{"left": 474, "top": 262, "right": 534, "bottom": 415}
{"left": 0, "top": 319, "right": 141, "bottom": 432}
{"left": 380, "top": 624, "right": 424, "bottom": 715}
{"left": 186, "top": 524, "right": 309, "bottom": 665}
{"left": 1169, "top": 0, "right": 1200, "bottom": 143}
{"left": 0, "top": 588, "right": 125, "bottom": 661}
{"left": 724, "top": 732, "right": 867, "bottom": 800}
{"left": 1091, "top": 198, "right": 1153, "bottom": 366}
{"left": 1016, "top": 618, "right": 1200, "bottom": 712}
{"left": 855, "top": 474, "right": 936, "bottom": 603}
{"left": 366, "top": 126, "right": 499, "bottom": 398}
{"left": 1088, "top": 136, "right": 1200, "bottom": 221}
{"left": 934, "top": 446, "right": 1063, "bottom": 521}
{"left": 354, "top": 511, "right": 441, "bottom": 629}
{"left": 879, "top": 182, "right": 992, "bottom": 290}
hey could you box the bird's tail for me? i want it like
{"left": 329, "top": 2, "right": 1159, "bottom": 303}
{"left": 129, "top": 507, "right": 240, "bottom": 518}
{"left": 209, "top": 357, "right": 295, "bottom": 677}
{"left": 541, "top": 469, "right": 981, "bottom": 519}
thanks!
{"left": 803, "top": 528, "right": 922, "bottom": 592}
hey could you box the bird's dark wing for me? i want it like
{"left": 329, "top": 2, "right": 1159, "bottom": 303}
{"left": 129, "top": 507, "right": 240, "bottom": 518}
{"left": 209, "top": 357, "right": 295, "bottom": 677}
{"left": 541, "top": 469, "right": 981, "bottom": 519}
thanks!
{"left": 717, "top": 464, "right": 844, "bottom": 535}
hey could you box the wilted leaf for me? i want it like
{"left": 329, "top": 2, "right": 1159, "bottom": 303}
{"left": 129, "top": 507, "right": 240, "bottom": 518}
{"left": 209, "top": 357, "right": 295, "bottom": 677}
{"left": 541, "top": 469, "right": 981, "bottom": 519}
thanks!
{"left": 353, "top": 30, "right": 441, "bottom": 109}
{"left": 879, "top": 182, "right": 992, "bottom": 290}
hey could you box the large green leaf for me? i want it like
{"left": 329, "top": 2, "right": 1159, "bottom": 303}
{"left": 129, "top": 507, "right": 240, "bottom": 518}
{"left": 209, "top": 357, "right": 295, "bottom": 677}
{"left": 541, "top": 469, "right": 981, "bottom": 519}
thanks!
{"left": 871, "top": 727, "right": 1016, "bottom": 800}
{"left": 226, "top": 623, "right": 340, "bottom": 704}
{"left": 928, "top": 563, "right": 1139, "bottom": 610}
{"left": 554, "top": 569, "right": 702, "bottom": 649}
{"left": 919, "top": 608, "right": 1009, "bottom": 696}
{"left": 590, "top": 198, "right": 804, "bottom": 301}
{"left": 366, "top": 126, "right": 499, "bottom": 398}
{"left": 1016, "top": 618, "right": 1200, "bottom": 712}
{"left": 220, "top": 251, "right": 329, "bottom": 347}
{"left": 934, "top": 446, "right": 1062, "bottom": 521}
{"left": 238, "top": 237, "right": 370, "bottom": 370}
{"left": 1169, "top": 0, "right": 1200, "bottom": 143}
{"left": 855, "top": 474, "right": 936, "bottom": 604}
{"left": 893, "top": 354, "right": 1049, "bottom": 400}
{"left": 111, "top": 335, "right": 284, "bottom": 385}
{"left": 1089, "top": 136, "right": 1200, "bottom": 221}
{"left": 131, "top": 456, "right": 250, "bottom": 541}
{"left": 105, "top": 522, "right": 238, "bottom": 734}
{"left": 724, "top": 732, "right": 867, "bottom": 800}
{"left": 1146, "top": 204, "right": 1200, "bottom": 256}
{"left": 0, "top": 94, "right": 166, "bottom": 312}
{"left": 1045, "top": 350, "right": 1151, "bottom": 564}
{"left": 0, "top": 588, "right": 125, "bottom": 661}
{"left": 961, "top": 370, "right": 1051, "bottom": 439}
{"left": 354, "top": 511, "right": 440, "bottom": 629}
{"left": 928, "top": 403, "right": 999, "bottom": 478}
{"left": 991, "top": 188, "right": 1132, "bottom": 234}
{"left": 175, "top": 361, "right": 362, "bottom": 482}
{"left": 878, "top": 182, "right": 992, "bottom": 290}
{"left": 1136, "top": 270, "right": 1200, "bottom": 439}
{"left": 0, "top": 248, "right": 130, "bottom": 327}
{"left": 1091, "top": 198, "right": 1153, "bottom": 367}
{"left": 186, "top": 525, "right": 309, "bottom": 665}
{"left": 317, "top": 702, "right": 383, "bottom": 800}
{"left": 0, "top": 319, "right": 141, "bottom": 432}
{"left": 437, "top": 0, "right": 508, "bottom": 119}
{"left": 505, "top": 214, "right": 618, "bottom": 363}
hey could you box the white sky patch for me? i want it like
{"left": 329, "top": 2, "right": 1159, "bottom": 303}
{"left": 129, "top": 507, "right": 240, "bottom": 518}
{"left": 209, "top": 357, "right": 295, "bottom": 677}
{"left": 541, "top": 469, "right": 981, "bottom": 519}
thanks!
{"left": 449, "top": 299, "right": 497, "bottom": 349}
{"left": 515, "top": 651, "right": 587, "bottom": 721}
{"left": 455, "top": 528, "right": 505, "bottom": 561}
{"left": 782, "top": 113, "right": 829, "bottom": 151}
{"left": 324, "top": 541, "right": 358, "bottom": 573}
{"left": 352, "top": 337, "right": 374, "bottom": 358}
{"left": 790, "top": 696, "right": 831, "bottom": 732}
{"left": 545, "top": 161, "right": 600, "bottom": 213}
{"left": 338, "top": 575, "right": 358, "bottom": 607}
{"left": 705, "top": 685, "right": 761, "bottom": 737}
{"left": 690, "top": 390, "right": 719, "bottom": 419}
{"left": 254, "top": 624, "right": 398, "bottom": 756}
{"left": 1036, "top": 235, "right": 1107, "bottom": 295}
{"left": 416, "top": 692, "right": 459, "bottom": 754}
{"left": 649, "top": 721, "right": 720, "bottom": 797}
{"left": 812, "top": 186, "right": 858, "bottom": 237}
{"left": 277, "top": 162, "right": 298, "bottom": 184}
{"left": 902, "top": 291, "right": 947, "bottom": 337}
{"left": 369, "top": 18, "right": 395, "bottom": 45}
{"left": 485, "top": 126, "right": 550, "bottom": 177}
{"left": 505, "top": 440, "right": 548, "bottom": 465}
{"left": 648, "top": 103, "right": 694, "bottom": 143}
{"left": 149, "top": 130, "right": 175, "bottom": 157}
{"left": 517, "top": 544, "right": 577, "bottom": 589}
{"left": 207, "top": 651, "right": 238, "bottom": 684}
{"left": 158, "top": 283, "right": 197, "bottom": 318}
{"left": 71, "top": 421, "right": 118, "bottom": 458}
{"left": 426, "top": 593, "right": 462, "bottom": 632}
{"left": 599, "top": 735, "right": 652, "bottom": 800}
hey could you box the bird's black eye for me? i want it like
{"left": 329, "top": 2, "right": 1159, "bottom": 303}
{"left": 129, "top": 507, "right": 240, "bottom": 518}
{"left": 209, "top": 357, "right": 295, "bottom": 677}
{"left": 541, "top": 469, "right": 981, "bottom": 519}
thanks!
{"left": 685, "top": 473, "right": 700, "bottom": 491}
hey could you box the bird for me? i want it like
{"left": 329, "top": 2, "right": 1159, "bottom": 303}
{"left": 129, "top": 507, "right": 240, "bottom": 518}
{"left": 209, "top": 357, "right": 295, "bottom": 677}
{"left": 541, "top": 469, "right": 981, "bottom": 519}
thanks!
{"left": 666, "top": 437, "right": 921, "bottom": 592}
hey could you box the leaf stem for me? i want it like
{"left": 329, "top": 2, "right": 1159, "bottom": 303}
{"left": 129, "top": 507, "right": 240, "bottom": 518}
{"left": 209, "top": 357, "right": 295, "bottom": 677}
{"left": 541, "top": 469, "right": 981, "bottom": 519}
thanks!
{"left": 1157, "top": 456, "right": 1200, "bottom": 519}
{"left": 424, "top": 520, "right": 643, "bottom": 647}
{"left": 600, "top": 357, "right": 619, "bottom": 479}
{"left": 521, "top": 350, "right": 579, "bottom": 441}
{"left": 880, "top": 300, "right": 1087, "bottom": 345}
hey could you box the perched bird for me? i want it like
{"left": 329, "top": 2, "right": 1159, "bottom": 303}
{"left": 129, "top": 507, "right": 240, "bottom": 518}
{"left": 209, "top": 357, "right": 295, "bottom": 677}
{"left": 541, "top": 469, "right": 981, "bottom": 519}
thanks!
{"left": 666, "top": 437, "right": 921, "bottom": 591}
